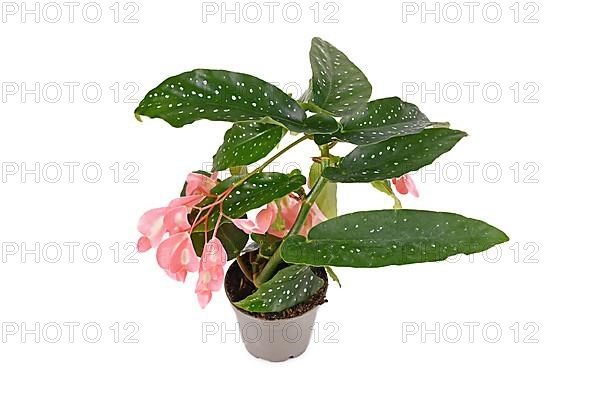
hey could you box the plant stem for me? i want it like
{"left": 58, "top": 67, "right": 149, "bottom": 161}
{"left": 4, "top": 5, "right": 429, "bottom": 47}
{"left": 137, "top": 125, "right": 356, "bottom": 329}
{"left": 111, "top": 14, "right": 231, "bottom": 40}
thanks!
{"left": 254, "top": 135, "right": 309, "bottom": 174}
{"left": 236, "top": 256, "right": 253, "bottom": 282}
{"left": 253, "top": 145, "right": 332, "bottom": 286}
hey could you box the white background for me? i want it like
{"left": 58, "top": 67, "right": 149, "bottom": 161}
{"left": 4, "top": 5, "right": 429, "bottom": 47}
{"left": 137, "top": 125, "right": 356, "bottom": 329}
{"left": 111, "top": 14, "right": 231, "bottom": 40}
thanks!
{"left": 1, "top": 0, "right": 598, "bottom": 398}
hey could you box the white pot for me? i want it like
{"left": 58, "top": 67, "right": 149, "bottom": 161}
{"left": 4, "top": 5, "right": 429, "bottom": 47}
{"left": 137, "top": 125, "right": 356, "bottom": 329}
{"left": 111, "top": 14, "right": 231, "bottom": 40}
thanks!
{"left": 230, "top": 304, "right": 320, "bottom": 362}
{"left": 225, "top": 258, "right": 326, "bottom": 362}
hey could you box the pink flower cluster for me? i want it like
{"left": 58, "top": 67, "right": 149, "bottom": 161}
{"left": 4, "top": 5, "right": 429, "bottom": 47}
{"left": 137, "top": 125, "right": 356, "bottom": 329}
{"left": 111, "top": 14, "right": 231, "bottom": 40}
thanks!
{"left": 136, "top": 172, "right": 226, "bottom": 308}
{"left": 229, "top": 195, "right": 326, "bottom": 237}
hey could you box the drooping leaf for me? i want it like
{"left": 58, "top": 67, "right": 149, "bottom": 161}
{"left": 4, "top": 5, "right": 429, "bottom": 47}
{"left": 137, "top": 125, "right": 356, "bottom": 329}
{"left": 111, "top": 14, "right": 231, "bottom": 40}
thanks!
{"left": 212, "top": 122, "right": 286, "bottom": 171}
{"left": 323, "top": 128, "right": 467, "bottom": 183}
{"left": 195, "top": 172, "right": 306, "bottom": 231}
{"left": 234, "top": 264, "right": 324, "bottom": 312}
{"left": 281, "top": 209, "right": 509, "bottom": 268}
{"left": 337, "top": 97, "right": 431, "bottom": 145}
{"left": 135, "top": 69, "right": 307, "bottom": 129}
{"left": 190, "top": 221, "right": 248, "bottom": 261}
{"left": 325, "top": 266, "right": 341, "bottom": 288}
{"left": 309, "top": 162, "right": 337, "bottom": 218}
{"left": 371, "top": 180, "right": 402, "bottom": 209}
{"left": 309, "top": 37, "right": 372, "bottom": 116}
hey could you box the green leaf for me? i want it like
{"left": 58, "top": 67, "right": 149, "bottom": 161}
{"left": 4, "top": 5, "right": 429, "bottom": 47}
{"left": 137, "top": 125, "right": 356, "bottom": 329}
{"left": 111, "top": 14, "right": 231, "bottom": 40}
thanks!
{"left": 196, "top": 172, "right": 306, "bottom": 231}
{"left": 303, "top": 113, "right": 340, "bottom": 134}
{"left": 323, "top": 128, "right": 467, "bottom": 183}
{"left": 191, "top": 221, "right": 248, "bottom": 261}
{"left": 325, "top": 266, "right": 341, "bottom": 288}
{"left": 135, "top": 69, "right": 306, "bottom": 129}
{"left": 212, "top": 122, "right": 286, "bottom": 171}
{"left": 337, "top": 97, "right": 431, "bottom": 145}
{"left": 281, "top": 209, "right": 509, "bottom": 268}
{"left": 309, "top": 37, "right": 372, "bottom": 116}
{"left": 371, "top": 180, "right": 402, "bottom": 209}
{"left": 234, "top": 264, "right": 324, "bottom": 312}
{"left": 309, "top": 162, "right": 337, "bottom": 218}
{"left": 251, "top": 233, "right": 282, "bottom": 258}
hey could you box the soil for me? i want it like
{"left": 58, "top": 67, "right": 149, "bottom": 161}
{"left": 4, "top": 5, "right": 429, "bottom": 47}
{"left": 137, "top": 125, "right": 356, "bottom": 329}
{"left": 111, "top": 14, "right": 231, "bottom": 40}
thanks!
{"left": 225, "top": 253, "right": 328, "bottom": 321}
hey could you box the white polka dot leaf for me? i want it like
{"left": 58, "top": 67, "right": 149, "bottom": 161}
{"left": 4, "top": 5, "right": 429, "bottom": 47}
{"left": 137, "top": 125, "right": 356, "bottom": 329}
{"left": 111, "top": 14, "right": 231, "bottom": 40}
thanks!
{"left": 212, "top": 122, "right": 286, "bottom": 171}
{"left": 308, "top": 37, "right": 373, "bottom": 116}
{"left": 194, "top": 172, "right": 306, "bottom": 232}
{"left": 234, "top": 264, "right": 324, "bottom": 313}
{"left": 135, "top": 69, "right": 307, "bottom": 130}
{"left": 322, "top": 128, "right": 467, "bottom": 183}
{"left": 280, "top": 210, "right": 509, "bottom": 268}
{"left": 336, "top": 97, "right": 433, "bottom": 145}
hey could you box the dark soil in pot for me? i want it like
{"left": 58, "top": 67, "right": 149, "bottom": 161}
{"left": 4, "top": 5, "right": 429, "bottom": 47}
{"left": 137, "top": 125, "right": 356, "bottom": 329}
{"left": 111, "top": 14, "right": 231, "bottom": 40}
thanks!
{"left": 225, "top": 253, "right": 328, "bottom": 321}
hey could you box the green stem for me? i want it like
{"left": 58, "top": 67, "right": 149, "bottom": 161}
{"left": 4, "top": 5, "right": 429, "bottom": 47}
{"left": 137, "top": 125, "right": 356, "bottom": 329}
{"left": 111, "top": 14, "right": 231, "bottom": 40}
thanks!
{"left": 224, "top": 134, "right": 310, "bottom": 194}
{"left": 253, "top": 145, "right": 332, "bottom": 286}
{"left": 255, "top": 135, "right": 309, "bottom": 173}
{"left": 207, "top": 134, "right": 308, "bottom": 225}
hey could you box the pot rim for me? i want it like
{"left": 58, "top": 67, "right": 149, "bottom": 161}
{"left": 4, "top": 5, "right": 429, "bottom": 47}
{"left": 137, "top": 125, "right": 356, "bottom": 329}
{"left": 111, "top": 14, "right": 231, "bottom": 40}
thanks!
{"left": 228, "top": 303, "right": 321, "bottom": 323}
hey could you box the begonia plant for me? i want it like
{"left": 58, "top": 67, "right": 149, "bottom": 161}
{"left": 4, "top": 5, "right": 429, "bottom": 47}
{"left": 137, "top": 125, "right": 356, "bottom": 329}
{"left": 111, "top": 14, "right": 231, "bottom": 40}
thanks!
{"left": 135, "top": 37, "right": 508, "bottom": 312}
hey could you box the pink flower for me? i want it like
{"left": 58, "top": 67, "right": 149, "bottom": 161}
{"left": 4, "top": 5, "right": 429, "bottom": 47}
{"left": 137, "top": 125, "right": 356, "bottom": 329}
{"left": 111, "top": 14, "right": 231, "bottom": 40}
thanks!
{"left": 195, "top": 268, "right": 224, "bottom": 308}
{"left": 186, "top": 172, "right": 217, "bottom": 197}
{"left": 165, "top": 269, "right": 188, "bottom": 282}
{"left": 268, "top": 196, "right": 326, "bottom": 238}
{"left": 200, "top": 237, "right": 227, "bottom": 272}
{"left": 168, "top": 194, "right": 205, "bottom": 209}
{"left": 136, "top": 172, "right": 218, "bottom": 253}
{"left": 231, "top": 203, "right": 277, "bottom": 234}
{"left": 136, "top": 197, "right": 202, "bottom": 253}
{"left": 163, "top": 206, "right": 191, "bottom": 235}
{"left": 137, "top": 172, "right": 228, "bottom": 307}
{"left": 137, "top": 207, "right": 169, "bottom": 252}
{"left": 156, "top": 232, "right": 200, "bottom": 281}
{"left": 195, "top": 238, "right": 227, "bottom": 308}
{"left": 392, "top": 174, "right": 419, "bottom": 198}
{"left": 301, "top": 202, "right": 326, "bottom": 236}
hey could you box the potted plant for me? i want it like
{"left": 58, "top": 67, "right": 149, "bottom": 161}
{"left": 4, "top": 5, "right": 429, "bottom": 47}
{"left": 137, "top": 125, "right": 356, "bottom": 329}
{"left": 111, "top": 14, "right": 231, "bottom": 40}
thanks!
{"left": 134, "top": 37, "right": 509, "bottom": 361}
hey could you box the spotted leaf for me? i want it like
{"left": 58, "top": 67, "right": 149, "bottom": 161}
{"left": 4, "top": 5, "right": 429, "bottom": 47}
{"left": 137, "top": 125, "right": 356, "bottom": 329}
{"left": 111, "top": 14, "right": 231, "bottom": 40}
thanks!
{"left": 212, "top": 122, "right": 286, "bottom": 171}
{"left": 281, "top": 210, "right": 509, "bottom": 268}
{"left": 234, "top": 264, "right": 324, "bottom": 312}
{"left": 135, "top": 69, "right": 307, "bottom": 129}
{"left": 337, "top": 97, "right": 431, "bottom": 145}
{"left": 195, "top": 172, "right": 306, "bottom": 231}
{"left": 323, "top": 128, "right": 467, "bottom": 183}
{"left": 309, "top": 37, "right": 372, "bottom": 116}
